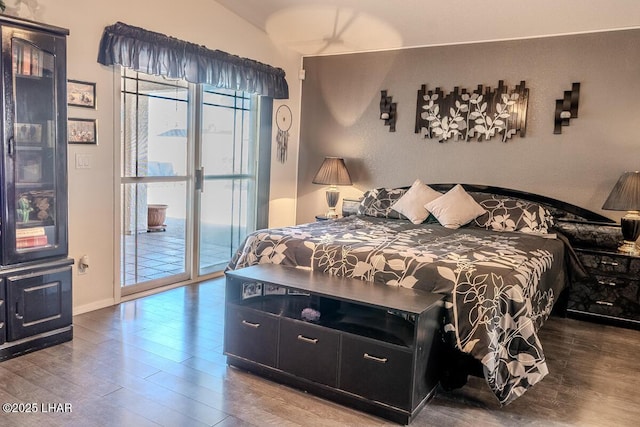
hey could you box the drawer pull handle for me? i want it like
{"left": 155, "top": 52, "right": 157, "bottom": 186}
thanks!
{"left": 600, "top": 261, "right": 619, "bottom": 266}
{"left": 597, "top": 280, "right": 617, "bottom": 287}
{"left": 297, "top": 335, "right": 318, "bottom": 344}
{"left": 595, "top": 300, "right": 614, "bottom": 307}
{"left": 241, "top": 320, "right": 260, "bottom": 328}
{"left": 363, "top": 353, "right": 388, "bottom": 363}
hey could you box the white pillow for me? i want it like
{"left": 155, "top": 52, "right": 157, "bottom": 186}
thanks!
{"left": 390, "top": 179, "right": 442, "bottom": 224}
{"left": 424, "top": 184, "right": 486, "bottom": 229}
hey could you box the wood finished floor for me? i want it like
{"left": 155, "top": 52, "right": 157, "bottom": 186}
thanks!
{"left": 1, "top": 278, "right": 639, "bottom": 427}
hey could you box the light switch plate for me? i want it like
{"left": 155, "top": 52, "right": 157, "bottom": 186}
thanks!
{"left": 75, "top": 153, "right": 92, "bottom": 169}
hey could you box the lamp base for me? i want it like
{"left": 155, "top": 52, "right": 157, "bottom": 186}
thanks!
{"left": 618, "top": 240, "right": 640, "bottom": 256}
{"left": 325, "top": 208, "right": 339, "bottom": 219}
{"left": 325, "top": 187, "right": 340, "bottom": 219}
{"left": 619, "top": 213, "right": 640, "bottom": 255}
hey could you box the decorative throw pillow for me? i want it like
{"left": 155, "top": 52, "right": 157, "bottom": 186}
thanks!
{"left": 424, "top": 184, "right": 486, "bottom": 229}
{"left": 472, "top": 193, "right": 554, "bottom": 233}
{"left": 358, "top": 187, "right": 408, "bottom": 219}
{"left": 390, "top": 179, "right": 442, "bottom": 224}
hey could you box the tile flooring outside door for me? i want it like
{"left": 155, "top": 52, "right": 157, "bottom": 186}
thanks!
{"left": 123, "top": 217, "right": 232, "bottom": 286}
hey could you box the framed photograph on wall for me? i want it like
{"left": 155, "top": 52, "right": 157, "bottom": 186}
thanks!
{"left": 68, "top": 118, "right": 97, "bottom": 144}
{"left": 67, "top": 80, "right": 96, "bottom": 109}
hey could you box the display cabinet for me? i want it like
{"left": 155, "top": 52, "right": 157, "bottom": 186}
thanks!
{"left": 0, "top": 16, "right": 72, "bottom": 361}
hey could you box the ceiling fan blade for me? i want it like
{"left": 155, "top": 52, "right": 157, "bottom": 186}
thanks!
{"left": 334, "top": 10, "right": 359, "bottom": 40}
{"left": 314, "top": 41, "right": 333, "bottom": 55}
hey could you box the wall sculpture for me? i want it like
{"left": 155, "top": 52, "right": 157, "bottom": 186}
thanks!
{"left": 414, "top": 80, "right": 529, "bottom": 143}
{"left": 553, "top": 82, "right": 580, "bottom": 134}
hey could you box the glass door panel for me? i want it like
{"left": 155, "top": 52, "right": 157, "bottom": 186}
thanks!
{"left": 198, "top": 87, "right": 257, "bottom": 276}
{"left": 199, "top": 178, "right": 253, "bottom": 273}
{"left": 121, "top": 181, "right": 188, "bottom": 288}
{"left": 11, "top": 37, "right": 59, "bottom": 256}
{"left": 120, "top": 70, "right": 190, "bottom": 294}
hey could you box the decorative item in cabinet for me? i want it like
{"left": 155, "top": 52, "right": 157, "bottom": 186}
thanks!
{"left": 12, "top": 39, "right": 44, "bottom": 77}
{"left": 15, "top": 189, "right": 55, "bottom": 225}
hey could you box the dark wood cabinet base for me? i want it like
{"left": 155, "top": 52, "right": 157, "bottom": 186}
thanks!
{"left": 0, "top": 326, "right": 72, "bottom": 361}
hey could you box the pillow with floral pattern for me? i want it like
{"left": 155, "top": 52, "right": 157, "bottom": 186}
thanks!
{"left": 358, "top": 187, "right": 408, "bottom": 219}
{"left": 471, "top": 193, "right": 554, "bottom": 234}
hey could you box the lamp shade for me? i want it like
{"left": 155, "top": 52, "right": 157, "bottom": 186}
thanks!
{"left": 602, "top": 171, "right": 640, "bottom": 211}
{"left": 312, "top": 157, "right": 352, "bottom": 186}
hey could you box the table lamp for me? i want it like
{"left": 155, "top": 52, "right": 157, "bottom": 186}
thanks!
{"left": 312, "top": 157, "right": 352, "bottom": 218}
{"left": 602, "top": 171, "right": 640, "bottom": 255}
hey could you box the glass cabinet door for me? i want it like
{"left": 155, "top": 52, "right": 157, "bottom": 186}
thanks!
{"left": 2, "top": 27, "right": 67, "bottom": 264}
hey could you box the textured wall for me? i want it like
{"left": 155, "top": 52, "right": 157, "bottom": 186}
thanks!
{"left": 298, "top": 29, "right": 640, "bottom": 224}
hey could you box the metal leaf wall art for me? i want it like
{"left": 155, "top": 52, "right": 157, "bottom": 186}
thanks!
{"left": 414, "top": 80, "right": 529, "bottom": 142}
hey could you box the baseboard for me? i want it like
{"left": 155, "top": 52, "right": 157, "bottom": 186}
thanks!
{"left": 72, "top": 298, "right": 116, "bottom": 315}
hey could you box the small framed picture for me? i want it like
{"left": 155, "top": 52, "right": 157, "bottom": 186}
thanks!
{"left": 15, "top": 123, "right": 42, "bottom": 144}
{"left": 264, "top": 283, "right": 287, "bottom": 296}
{"left": 68, "top": 118, "right": 97, "bottom": 144}
{"left": 67, "top": 80, "right": 96, "bottom": 109}
{"left": 242, "top": 282, "right": 263, "bottom": 299}
{"left": 16, "top": 151, "right": 42, "bottom": 183}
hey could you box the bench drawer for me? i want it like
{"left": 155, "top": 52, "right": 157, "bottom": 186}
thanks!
{"left": 278, "top": 318, "right": 339, "bottom": 387}
{"left": 225, "top": 305, "right": 278, "bottom": 367}
{"left": 340, "top": 335, "right": 413, "bottom": 410}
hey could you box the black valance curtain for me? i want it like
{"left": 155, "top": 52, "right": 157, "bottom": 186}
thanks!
{"left": 97, "top": 22, "right": 289, "bottom": 99}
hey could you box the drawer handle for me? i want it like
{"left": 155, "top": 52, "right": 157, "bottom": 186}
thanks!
{"left": 363, "top": 353, "right": 388, "bottom": 364}
{"left": 597, "top": 280, "right": 617, "bottom": 287}
{"left": 297, "top": 335, "right": 318, "bottom": 344}
{"left": 599, "top": 261, "right": 619, "bottom": 266}
{"left": 595, "top": 300, "right": 614, "bottom": 307}
{"left": 241, "top": 320, "right": 260, "bottom": 328}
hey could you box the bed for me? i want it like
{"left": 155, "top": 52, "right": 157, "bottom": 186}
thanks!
{"left": 227, "top": 182, "right": 613, "bottom": 406}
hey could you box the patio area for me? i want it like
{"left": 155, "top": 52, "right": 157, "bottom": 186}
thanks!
{"left": 122, "top": 217, "right": 234, "bottom": 286}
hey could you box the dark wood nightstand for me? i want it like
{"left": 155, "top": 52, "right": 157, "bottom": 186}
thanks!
{"left": 557, "top": 220, "right": 640, "bottom": 329}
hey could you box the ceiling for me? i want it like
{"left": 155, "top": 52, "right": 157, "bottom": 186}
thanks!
{"left": 214, "top": 0, "right": 640, "bottom": 56}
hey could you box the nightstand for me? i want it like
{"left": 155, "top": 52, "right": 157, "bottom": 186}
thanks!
{"left": 557, "top": 220, "right": 640, "bottom": 328}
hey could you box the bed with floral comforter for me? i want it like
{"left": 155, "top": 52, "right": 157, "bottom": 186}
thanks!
{"left": 228, "top": 209, "right": 570, "bottom": 405}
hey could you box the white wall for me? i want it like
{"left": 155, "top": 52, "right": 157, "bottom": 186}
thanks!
{"left": 5, "top": 0, "right": 301, "bottom": 313}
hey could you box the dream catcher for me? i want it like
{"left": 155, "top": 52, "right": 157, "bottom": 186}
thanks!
{"left": 275, "top": 105, "right": 292, "bottom": 163}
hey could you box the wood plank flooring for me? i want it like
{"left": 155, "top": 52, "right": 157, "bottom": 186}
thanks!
{"left": 1, "top": 277, "right": 639, "bottom": 426}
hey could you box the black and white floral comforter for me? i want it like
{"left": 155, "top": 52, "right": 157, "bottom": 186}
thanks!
{"left": 227, "top": 215, "right": 567, "bottom": 405}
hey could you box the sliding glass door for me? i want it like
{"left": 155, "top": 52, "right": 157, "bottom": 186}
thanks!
{"left": 120, "top": 70, "right": 265, "bottom": 294}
